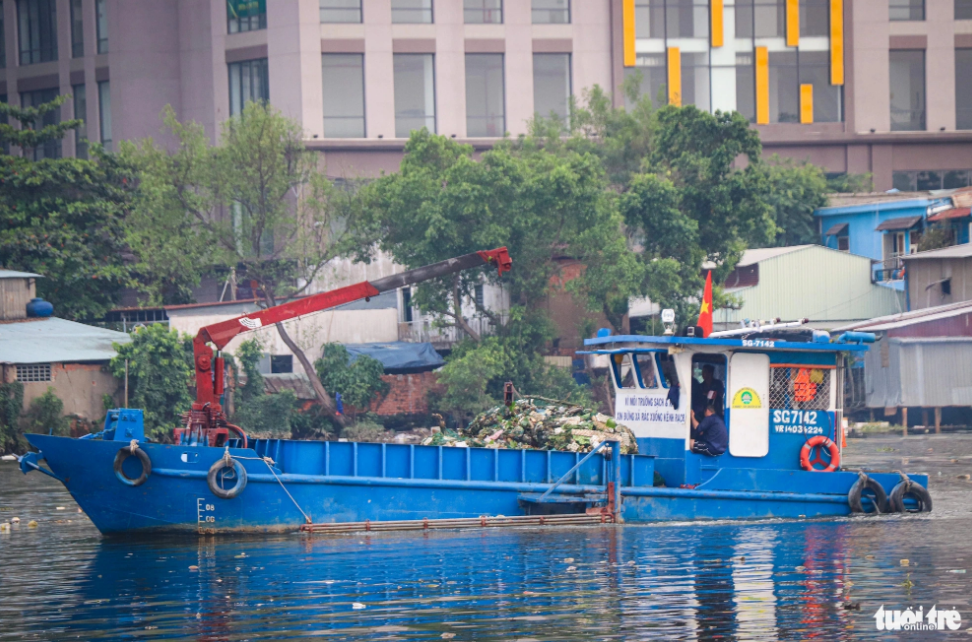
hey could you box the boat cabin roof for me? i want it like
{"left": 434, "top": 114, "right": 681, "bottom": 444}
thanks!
{"left": 581, "top": 332, "right": 872, "bottom": 355}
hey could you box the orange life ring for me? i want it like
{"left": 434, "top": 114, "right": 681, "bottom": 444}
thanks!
{"left": 800, "top": 435, "right": 840, "bottom": 472}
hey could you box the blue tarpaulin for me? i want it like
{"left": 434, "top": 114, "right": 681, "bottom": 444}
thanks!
{"left": 343, "top": 342, "right": 444, "bottom": 374}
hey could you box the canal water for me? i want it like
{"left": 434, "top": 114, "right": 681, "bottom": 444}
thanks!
{"left": 1, "top": 435, "right": 971, "bottom": 641}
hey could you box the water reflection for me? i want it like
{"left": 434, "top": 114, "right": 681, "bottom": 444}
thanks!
{"left": 3, "top": 439, "right": 972, "bottom": 641}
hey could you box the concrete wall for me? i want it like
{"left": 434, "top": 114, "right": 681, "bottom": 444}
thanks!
{"left": 167, "top": 308, "right": 400, "bottom": 362}
{"left": 20, "top": 362, "right": 121, "bottom": 422}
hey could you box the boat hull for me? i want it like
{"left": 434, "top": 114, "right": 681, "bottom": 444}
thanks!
{"left": 25, "top": 434, "right": 927, "bottom": 536}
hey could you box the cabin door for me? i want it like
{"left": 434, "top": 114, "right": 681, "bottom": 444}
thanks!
{"left": 727, "top": 352, "right": 770, "bottom": 457}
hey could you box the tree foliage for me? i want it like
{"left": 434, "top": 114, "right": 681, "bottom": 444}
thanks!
{"left": 315, "top": 344, "right": 389, "bottom": 422}
{"left": 0, "top": 146, "right": 136, "bottom": 320}
{"left": 759, "top": 157, "right": 830, "bottom": 247}
{"left": 0, "top": 381, "right": 25, "bottom": 454}
{"left": 20, "top": 387, "right": 70, "bottom": 437}
{"left": 124, "top": 102, "right": 370, "bottom": 424}
{"left": 0, "top": 95, "right": 82, "bottom": 152}
{"left": 110, "top": 324, "right": 194, "bottom": 439}
{"left": 230, "top": 339, "right": 297, "bottom": 438}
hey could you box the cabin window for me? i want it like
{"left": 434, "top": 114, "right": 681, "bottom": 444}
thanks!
{"left": 691, "top": 355, "right": 727, "bottom": 420}
{"left": 635, "top": 353, "right": 659, "bottom": 389}
{"left": 769, "top": 366, "right": 832, "bottom": 410}
{"left": 656, "top": 353, "right": 678, "bottom": 389}
{"left": 612, "top": 354, "right": 638, "bottom": 389}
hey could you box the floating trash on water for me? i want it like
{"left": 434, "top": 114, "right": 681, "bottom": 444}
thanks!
{"left": 865, "top": 555, "right": 876, "bottom": 560}
{"left": 441, "top": 634, "right": 456, "bottom": 639}
{"left": 947, "top": 569, "right": 967, "bottom": 574}
{"left": 352, "top": 602, "right": 366, "bottom": 610}
{"left": 958, "top": 474, "right": 971, "bottom": 480}
{"left": 900, "top": 559, "right": 910, "bottom": 567}
{"left": 795, "top": 566, "right": 806, "bottom": 572}
{"left": 842, "top": 602, "right": 861, "bottom": 611}
{"left": 27, "top": 520, "right": 37, "bottom": 528}
{"left": 523, "top": 591, "right": 540, "bottom": 596}
{"left": 55, "top": 507, "right": 65, "bottom": 511}
{"left": 566, "top": 566, "right": 576, "bottom": 572}
{"left": 234, "top": 553, "right": 248, "bottom": 558}
{"left": 563, "top": 558, "right": 574, "bottom": 564}
{"left": 188, "top": 565, "right": 198, "bottom": 571}
{"left": 11, "top": 517, "right": 20, "bottom": 523}
{"left": 0, "top": 523, "right": 9, "bottom": 532}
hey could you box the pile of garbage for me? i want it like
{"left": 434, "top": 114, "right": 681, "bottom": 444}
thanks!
{"left": 422, "top": 399, "right": 638, "bottom": 454}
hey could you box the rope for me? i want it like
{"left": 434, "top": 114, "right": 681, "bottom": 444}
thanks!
{"left": 129, "top": 439, "right": 139, "bottom": 452}
{"left": 232, "top": 454, "right": 313, "bottom": 524}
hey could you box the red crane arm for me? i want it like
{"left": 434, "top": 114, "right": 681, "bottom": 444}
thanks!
{"left": 187, "top": 247, "right": 512, "bottom": 438}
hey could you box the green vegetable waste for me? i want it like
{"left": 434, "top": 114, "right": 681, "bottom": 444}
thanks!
{"left": 422, "top": 399, "right": 638, "bottom": 454}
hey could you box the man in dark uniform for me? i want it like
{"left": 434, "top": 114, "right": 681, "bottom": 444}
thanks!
{"left": 690, "top": 402, "right": 728, "bottom": 457}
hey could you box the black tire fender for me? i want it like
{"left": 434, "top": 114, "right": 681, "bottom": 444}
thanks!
{"left": 114, "top": 444, "right": 152, "bottom": 487}
{"left": 889, "top": 474, "right": 933, "bottom": 513}
{"left": 848, "top": 472, "right": 888, "bottom": 514}
{"left": 208, "top": 456, "right": 248, "bottom": 500}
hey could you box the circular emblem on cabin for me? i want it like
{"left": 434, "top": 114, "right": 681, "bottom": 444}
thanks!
{"left": 731, "top": 387, "right": 762, "bottom": 409}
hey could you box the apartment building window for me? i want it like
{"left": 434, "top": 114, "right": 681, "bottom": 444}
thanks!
{"left": 394, "top": 54, "right": 436, "bottom": 137}
{"left": 229, "top": 58, "right": 269, "bottom": 117}
{"left": 322, "top": 54, "right": 365, "bottom": 137}
{"left": 73, "top": 84, "right": 87, "bottom": 159}
{"left": 959, "top": 0, "right": 972, "bottom": 19}
{"left": 768, "top": 52, "right": 798, "bottom": 123}
{"left": 69, "top": 0, "right": 84, "bottom": 57}
{"left": 635, "top": 0, "right": 665, "bottom": 38}
{"left": 320, "top": 0, "right": 361, "bottom": 23}
{"left": 0, "top": 5, "right": 6, "bottom": 68}
{"left": 465, "top": 54, "right": 505, "bottom": 137}
{"left": 736, "top": 0, "right": 785, "bottom": 38}
{"left": 391, "top": 0, "right": 433, "bottom": 23}
{"left": 799, "top": 51, "right": 841, "bottom": 122}
{"left": 624, "top": 55, "right": 667, "bottom": 109}
{"left": 958, "top": 49, "right": 972, "bottom": 129}
{"left": 228, "top": 0, "right": 267, "bottom": 33}
{"left": 681, "top": 52, "right": 710, "bottom": 111}
{"left": 666, "top": 0, "right": 708, "bottom": 38}
{"left": 889, "top": 50, "right": 925, "bottom": 131}
{"left": 894, "top": 170, "right": 972, "bottom": 191}
{"left": 532, "top": 0, "right": 569, "bottom": 24}
{"left": 890, "top": 0, "right": 923, "bottom": 21}
{"left": 533, "top": 53, "right": 570, "bottom": 120}
{"left": 464, "top": 0, "right": 502, "bottom": 24}
{"left": 800, "top": 0, "right": 829, "bottom": 36}
{"left": 735, "top": 54, "right": 756, "bottom": 122}
{"left": 17, "top": 0, "right": 58, "bottom": 65}
{"left": 98, "top": 81, "right": 111, "bottom": 152}
{"left": 21, "top": 88, "right": 60, "bottom": 159}
{"left": 96, "top": 0, "right": 107, "bottom": 53}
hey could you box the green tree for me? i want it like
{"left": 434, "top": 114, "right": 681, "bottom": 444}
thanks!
{"left": 125, "top": 103, "right": 369, "bottom": 425}
{"left": 0, "top": 381, "right": 25, "bottom": 454}
{"left": 758, "top": 157, "right": 830, "bottom": 247}
{"left": 20, "top": 387, "right": 70, "bottom": 437}
{"left": 230, "top": 339, "right": 297, "bottom": 437}
{"left": 110, "top": 324, "right": 194, "bottom": 439}
{"left": 315, "top": 344, "right": 389, "bottom": 423}
{"left": 0, "top": 96, "right": 136, "bottom": 320}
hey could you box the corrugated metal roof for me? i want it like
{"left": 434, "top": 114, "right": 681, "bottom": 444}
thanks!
{"left": 0, "top": 317, "right": 130, "bottom": 364}
{"left": 263, "top": 373, "right": 317, "bottom": 400}
{"left": 902, "top": 244, "right": 972, "bottom": 260}
{"left": 823, "top": 222, "right": 848, "bottom": 236}
{"left": 835, "top": 301, "right": 972, "bottom": 332}
{"left": 874, "top": 216, "right": 922, "bottom": 231}
{"left": 927, "top": 207, "right": 971, "bottom": 222}
{"left": 703, "top": 245, "right": 812, "bottom": 270}
{"left": 0, "top": 269, "right": 42, "bottom": 279}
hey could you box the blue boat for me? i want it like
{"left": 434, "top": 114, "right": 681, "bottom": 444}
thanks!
{"left": 20, "top": 323, "right": 932, "bottom": 536}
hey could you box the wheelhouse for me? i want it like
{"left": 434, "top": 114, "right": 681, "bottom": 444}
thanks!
{"left": 582, "top": 331, "right": 873, "bottom": 488}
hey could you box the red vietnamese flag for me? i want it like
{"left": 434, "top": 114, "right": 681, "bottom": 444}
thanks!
{"left": 697, "top": 271, "right": 713, "bottom": 337}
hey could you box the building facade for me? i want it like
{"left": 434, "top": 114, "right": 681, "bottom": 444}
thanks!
{"left": 619, "top": 0, "right": 972, "bottom": 191}
{"left": 1, "top": 1, "right": 970, "bottom": 187}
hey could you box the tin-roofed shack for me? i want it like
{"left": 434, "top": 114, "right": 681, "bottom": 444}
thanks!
{"left": 837, "top": 302, "right": 972, "bottom": 433}
{"left": 0, "top": 270, "right": 130, "bottom": 424}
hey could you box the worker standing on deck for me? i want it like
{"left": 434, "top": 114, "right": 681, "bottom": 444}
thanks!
{"left": 690, "top": 402, "right": 727, "bottom": 457}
